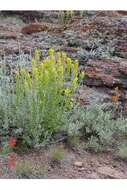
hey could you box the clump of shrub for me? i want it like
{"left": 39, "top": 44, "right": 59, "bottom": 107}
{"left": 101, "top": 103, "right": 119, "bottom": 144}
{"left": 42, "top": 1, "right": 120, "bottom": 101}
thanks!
{"left": 15, "top": 160, "right": 47, "bottom": 178}
{"left": 50, "top": 145, "right": 65, "bottom": 165}
{"left": 0, "top": 48, "right": 80, "bottom": 147}
{"left": 1, "top": 48, "right": 127, "bottom": 154}
{"left": 116, "top": 143, "right": 127, "bottom": 161}
{"left": 63, "top": 104, "right": 127, "bottom": 152}
{"left": 15, "top": 160, "right": 33, "bottom": 178}
{"left": 66, "top": 135, "right": 80, "bottom": 149}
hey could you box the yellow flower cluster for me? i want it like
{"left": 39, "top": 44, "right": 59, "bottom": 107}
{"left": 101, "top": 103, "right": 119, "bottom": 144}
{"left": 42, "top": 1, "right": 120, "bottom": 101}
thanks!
{"left": 16, "top": 48, "right": 84, "bottom": 110}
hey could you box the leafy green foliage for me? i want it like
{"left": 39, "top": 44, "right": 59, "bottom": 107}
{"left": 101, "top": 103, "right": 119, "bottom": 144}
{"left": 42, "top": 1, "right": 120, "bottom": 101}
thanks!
{"left": 50, "top": 145, "right": 65, "bottom": 164}
{"left": 1, "top": 48, "right": 127, "bottom": 153}
{"left": 0, "top": 49, "right": 80, "bottom": 147}
{"left": 116, "top": 143, "right": 127, "bottom": 160}
{"left": 0, "top": 67, "right": 16, "bottom": 143}
{"left": 63, "top": 104, "right": 127, "bottom": 152}
{"left": 15, "top": 160, "right": 47, "bottom": 178}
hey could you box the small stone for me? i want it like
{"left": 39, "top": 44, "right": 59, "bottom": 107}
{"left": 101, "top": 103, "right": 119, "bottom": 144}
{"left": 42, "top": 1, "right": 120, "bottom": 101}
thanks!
{"left": 78, "top": 167, "right": 85, "bottom": 171}
{"left": 74, "top": 161, "right": 83, "bottom": 167}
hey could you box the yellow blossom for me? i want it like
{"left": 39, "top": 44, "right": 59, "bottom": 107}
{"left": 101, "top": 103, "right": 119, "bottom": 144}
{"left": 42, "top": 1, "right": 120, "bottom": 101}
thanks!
{"left": 32, "top": 67, "right": 39, "bottom": 80}
{"left": 72, "top": 77, "right": 78, "bottom": 90}
{"left": 66, "top": 57, "right": 72, "bottom": 65}
{"left": 34, "top": 48, "right": 41, "bottom": 61}
{"left": 24, "top": 80, "right": 29, "bottom": 91}
{"left": 44, "top": 70, "right": 49, "bottom": 83}
{"left": 32, "top": 58, "right": 36, "bottom": 65}
{"left": 64, "top": 88, "right": 71, "bottom": 96}
{"left": 20, "top": 68, "right": 25, "bottom": 77}
{"left": 80, "top": 71, "right": 85, "bottom": 79}
{"left": 48, "top": 48, "right": 55, "bottom": 56}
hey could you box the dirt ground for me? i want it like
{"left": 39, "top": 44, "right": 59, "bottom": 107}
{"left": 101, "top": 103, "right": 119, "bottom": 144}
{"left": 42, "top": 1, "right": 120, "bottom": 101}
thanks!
{"left": 13, "top": 144, "right": 127, "bottom": 179}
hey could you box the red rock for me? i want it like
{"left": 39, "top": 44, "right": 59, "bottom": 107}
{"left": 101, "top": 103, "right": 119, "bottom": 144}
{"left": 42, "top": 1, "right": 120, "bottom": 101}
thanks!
{"left": 21, "top": 23, "right": 49, "bottom": 34}
{"left": 86, "top": 59, "right": 120, "bottom": 76}
{"left": 84, "top": 59, "right": 126, "bottom": 88}
{"left": 117, "top": 11, "right": 127, "bottom": 16}
{"left": 0, "top": 31, "right": 17, "bottom": 39}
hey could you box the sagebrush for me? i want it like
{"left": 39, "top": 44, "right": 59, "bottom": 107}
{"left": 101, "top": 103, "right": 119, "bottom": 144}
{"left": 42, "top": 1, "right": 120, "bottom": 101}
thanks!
{"left": 63, "top": 104, "right": 127, "bottom": 151}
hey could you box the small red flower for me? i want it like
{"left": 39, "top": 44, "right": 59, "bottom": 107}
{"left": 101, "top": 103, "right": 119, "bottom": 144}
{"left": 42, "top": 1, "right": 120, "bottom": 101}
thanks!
{"left": 7, "top": 160, "right": 16, "bottom": 169}
{"left": 8, "top": 152, "right": 17, "bottom": 159}
{"left": 8, "top": 137, "right": 16, "bottom": 148}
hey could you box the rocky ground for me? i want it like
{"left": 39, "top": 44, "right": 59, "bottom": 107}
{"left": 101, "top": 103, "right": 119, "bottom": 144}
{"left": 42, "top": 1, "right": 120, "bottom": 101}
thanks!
{"left": 0, "top": 11, "right": 127, "bottom": 105}
{"left": 0, "top": 10, "right": 127, "bottom": 178}
{"left": 1, "top": 143, "right": 127, "bottom": 179}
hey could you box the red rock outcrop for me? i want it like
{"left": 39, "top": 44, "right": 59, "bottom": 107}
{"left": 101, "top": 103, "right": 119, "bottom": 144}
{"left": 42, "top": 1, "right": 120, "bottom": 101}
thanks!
{"left": 84, "top": 59, "right": 127, "bottom": 89}
{"left": 21, "top": 23, "right": 49, "bottom": 34}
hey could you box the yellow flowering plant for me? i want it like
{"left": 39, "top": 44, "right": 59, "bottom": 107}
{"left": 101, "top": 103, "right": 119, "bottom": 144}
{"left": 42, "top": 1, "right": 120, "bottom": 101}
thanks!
{"left": 14, "top": 48, "right": 82, "bottom": 146}
{"left": 58, "top": 11, "right": 75, "bottom": 24}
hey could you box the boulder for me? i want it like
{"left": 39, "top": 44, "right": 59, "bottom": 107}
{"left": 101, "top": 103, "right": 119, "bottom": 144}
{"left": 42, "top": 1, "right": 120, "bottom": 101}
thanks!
{"left": 21, "top": 23, "right": 49, "bottom": 34}
{"left": 117, "top": 11, "right": 127, "bottom": 16}
{"left": 84, "top": 59, "right": 127, "bottom": 89}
